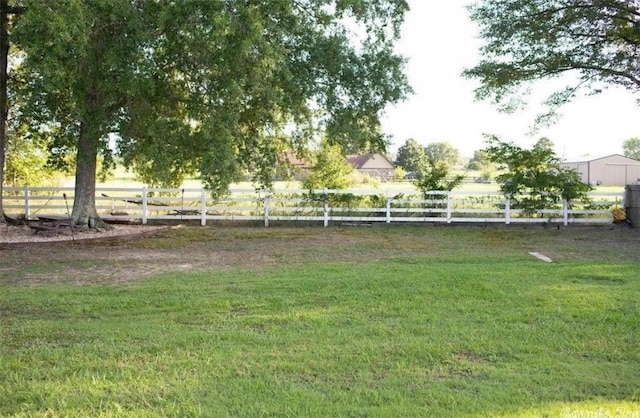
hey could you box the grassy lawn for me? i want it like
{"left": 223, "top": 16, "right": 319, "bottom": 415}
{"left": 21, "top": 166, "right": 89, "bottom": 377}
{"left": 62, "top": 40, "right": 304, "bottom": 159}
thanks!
{"left": 1, "top": 226, "right": 639, "bottom": 417}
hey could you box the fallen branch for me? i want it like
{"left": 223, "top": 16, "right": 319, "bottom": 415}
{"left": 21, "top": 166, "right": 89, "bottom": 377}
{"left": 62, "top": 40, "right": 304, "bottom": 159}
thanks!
{"left": 101, "top": 193, "right": 167, "bottom": 207}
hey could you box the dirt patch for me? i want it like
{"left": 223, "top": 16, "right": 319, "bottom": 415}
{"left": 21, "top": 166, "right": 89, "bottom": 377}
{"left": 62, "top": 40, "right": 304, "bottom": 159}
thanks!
{"left": 0, "top": 224, "right": 167, "bottom": 244}
{"left": 1, "top": 223, "right": 638, "bottom": 286}
{"left": 0, "top": 225, "right": 371, "bottom": 285}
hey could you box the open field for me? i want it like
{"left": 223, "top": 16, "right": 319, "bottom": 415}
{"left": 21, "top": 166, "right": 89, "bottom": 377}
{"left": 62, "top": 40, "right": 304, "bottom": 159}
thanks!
{"left": 1, "top": 225, "right": 639, "bottom": 416}
{"left": 78, "top": 165, "right": 627, "bottom": 195}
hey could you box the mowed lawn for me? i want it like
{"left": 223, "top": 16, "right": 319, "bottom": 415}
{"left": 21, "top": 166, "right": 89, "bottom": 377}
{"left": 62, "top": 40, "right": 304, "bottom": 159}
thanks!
{"left": 1, "top": 225, "right": 639, "bottom": 417}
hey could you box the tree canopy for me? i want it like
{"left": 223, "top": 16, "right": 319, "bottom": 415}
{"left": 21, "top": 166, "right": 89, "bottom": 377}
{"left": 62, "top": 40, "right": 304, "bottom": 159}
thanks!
{"left": 10, "top": 0, "right": 410, "bottom": 227}
{"left": 484, "top": 136, "right": 592, "bottom": 213}
{"left": 302, "top": 141, "right": 354, "bottom": 190}
{"left": 394, "top": 138, "right": 425, "bottom": 173}
{"left": 622, "top": 137, "right": 640, "bottom": 160}
{"left": 413, "top": 161, "right": 464, "bottom": 199}
{"left": 467, "top": 149, "right": 491, "bottom": 171}
{"left": 4, "top": 123, "right": 54, "bottom": 186}
{"left": 424, "top": 141, "right": 460, "bottom": 168}
{"left": 464, "top": 0, "right": 640, "bottom": 120}
{"left": 410, "top": 142, "right": 463, "bottom": 197}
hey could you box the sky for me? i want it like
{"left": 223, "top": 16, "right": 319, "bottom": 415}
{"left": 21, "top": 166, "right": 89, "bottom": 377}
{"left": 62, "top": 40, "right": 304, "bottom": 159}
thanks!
{"left": 380, "top": 0, "right": 640, "bottom": 160}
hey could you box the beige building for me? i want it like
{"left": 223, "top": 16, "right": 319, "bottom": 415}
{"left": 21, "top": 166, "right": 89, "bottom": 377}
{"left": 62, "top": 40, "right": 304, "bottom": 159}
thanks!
{"left": 346, "top": 153, "right": 395, "bottom": 181}
{"left": 562, "top": 154, "right": 640, "bottom": 186}
{"left": 280, "top": 151, "right": 395, "bottom": 181}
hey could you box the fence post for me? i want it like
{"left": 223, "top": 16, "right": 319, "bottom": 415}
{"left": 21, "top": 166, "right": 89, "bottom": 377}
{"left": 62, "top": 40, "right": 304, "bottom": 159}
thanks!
{"left": 323, "top": 188, "right": 329, "bottom": 227}
{"left": 264, "top": 190, "right": 270, "bottom": 227}
{"left": 386, "top": 191, "right": 391, "bottom": 224}
{"left": 142, "top": 186, "right": 148, "bottom": 225}
{"left": 24, "top": 186, "right": 30, "bottom": 219}
{"left": 200, "top": 188, "right": 207, "bottom": 226}
{"left": 505, "top": 196, "right": 511, "bottom": 225}
{"left": 563, "top": 199, "right": 569, "bottom": 226}
{"left": 446, "top": 191, "right": 452, "bottom": 223}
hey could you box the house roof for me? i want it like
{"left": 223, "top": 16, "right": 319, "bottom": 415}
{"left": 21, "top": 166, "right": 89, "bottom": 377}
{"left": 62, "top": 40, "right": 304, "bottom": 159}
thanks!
{"left": 281, "top": 151, "right": 312, "bottom": 169}
{"left": 346, "top": 153, "right": 393, "bottom": 169}
{"left": 563, "top": 154, "right": 640, "bottom": 164}
{"left": 281, "top": 151, "right": 394, "bottom": 170}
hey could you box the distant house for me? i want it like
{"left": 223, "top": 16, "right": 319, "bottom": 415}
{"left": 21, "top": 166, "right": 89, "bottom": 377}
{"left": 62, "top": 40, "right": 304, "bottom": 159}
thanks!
{"left": 561, "top": 154, "right": 640, "bottom": 186}
{"left": 280, "top": 151, "right": 395, "bottom": 181}
{"left": 280, "top": 151, "right": 312, "bottom": 180}
{"left": 346, "top": 153, "right": 395, "bottom": 181}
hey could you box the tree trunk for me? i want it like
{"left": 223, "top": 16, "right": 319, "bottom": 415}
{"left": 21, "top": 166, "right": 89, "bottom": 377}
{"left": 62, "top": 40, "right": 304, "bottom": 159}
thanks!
{"left": 72, "top": 121, "right": 111, "bottom": 229}
{"left": 0, "top": 0, "right": 9, "bottom": 223}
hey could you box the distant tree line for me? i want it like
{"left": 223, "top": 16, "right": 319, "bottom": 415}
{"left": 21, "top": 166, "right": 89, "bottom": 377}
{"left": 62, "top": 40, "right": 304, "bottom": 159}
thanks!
{"left": 393, "top": 136, "right": 593, "bottom": 213}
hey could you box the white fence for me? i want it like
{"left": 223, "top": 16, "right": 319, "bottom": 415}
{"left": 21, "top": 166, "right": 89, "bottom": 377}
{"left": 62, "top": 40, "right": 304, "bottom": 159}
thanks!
{"left": 2, "top": 186, "right": 624, "bottom": 226}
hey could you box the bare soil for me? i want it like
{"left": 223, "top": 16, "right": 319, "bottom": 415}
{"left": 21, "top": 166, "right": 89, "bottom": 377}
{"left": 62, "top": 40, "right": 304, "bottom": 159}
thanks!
{"left": 1, "top": 223, "right": 638, "bottom": 286}
{"left": 1, "top": 224, "right": 377, "bottom": 285}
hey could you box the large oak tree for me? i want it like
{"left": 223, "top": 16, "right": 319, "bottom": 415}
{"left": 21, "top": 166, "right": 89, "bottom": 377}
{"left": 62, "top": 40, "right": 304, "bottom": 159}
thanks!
{"left": 464, "top": 0, "right": 640, "bottom": 119}
{"left": 11, "top": 0, "right": 410, "bottom": 228}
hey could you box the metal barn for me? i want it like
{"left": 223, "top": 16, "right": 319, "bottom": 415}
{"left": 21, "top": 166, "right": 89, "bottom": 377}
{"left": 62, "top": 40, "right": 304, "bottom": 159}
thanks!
{"left": 562, "top": 154, "right": 640, "bottom": 186}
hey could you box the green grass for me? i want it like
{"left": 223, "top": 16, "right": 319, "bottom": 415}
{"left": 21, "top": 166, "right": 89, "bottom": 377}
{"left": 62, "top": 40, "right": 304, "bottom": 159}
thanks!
{"left": 1, "top": 227, "right": 639, "bottom": 417}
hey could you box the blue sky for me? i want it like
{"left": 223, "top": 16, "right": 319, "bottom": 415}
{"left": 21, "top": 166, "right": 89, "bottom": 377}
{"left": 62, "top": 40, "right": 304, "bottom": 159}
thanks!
{"left": 380, "top": 0, "right": 640, "bottom": 159}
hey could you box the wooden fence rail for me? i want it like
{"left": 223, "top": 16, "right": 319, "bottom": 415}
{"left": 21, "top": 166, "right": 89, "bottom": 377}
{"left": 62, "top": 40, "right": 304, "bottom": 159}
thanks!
{"left": 2, "top": 186, "right": 624, "bottom": 227}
